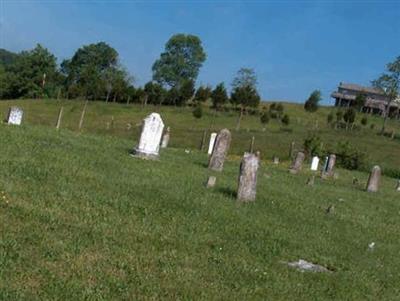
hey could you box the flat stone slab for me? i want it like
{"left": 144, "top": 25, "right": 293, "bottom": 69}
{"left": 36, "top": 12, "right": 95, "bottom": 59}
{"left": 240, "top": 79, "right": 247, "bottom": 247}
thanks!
{"left": 285, "top": 259, "right": 332, "bottom": 273}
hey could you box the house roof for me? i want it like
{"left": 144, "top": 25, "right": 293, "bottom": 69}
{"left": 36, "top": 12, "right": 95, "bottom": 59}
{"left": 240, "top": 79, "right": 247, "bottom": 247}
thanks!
{"left": 339, "top": 82, "right": 384, "bottom": 95}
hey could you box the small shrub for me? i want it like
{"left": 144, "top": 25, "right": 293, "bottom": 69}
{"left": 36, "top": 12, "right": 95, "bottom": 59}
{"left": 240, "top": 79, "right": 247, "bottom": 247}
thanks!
{"left": 383, "top": 167, "right": 400, "bottom": 179}
{"left": 192, "top": 105, "right": 203, "bottom": 119}
{"left": 303, "top": 134, "right": 323, "bottom": 157}
{"left": 370, "top": 123, "right": 375, "bottom": 130}
{"left": 281, "top": 114, "right": 290, "bottom": 126}
{"left": 343, "top": 108, "right": 356, "bottom": 124}
{"left": 361, "top": 116, "right": 368, "bottom": 126}
{"left": 260, "top": 111, "right": 270, "bottom": 126}
{"left": 327, "top": 112, "right": 334, "bottom": 124}
{"left": 335, "top": 141, "right": 366, "bottom": 170}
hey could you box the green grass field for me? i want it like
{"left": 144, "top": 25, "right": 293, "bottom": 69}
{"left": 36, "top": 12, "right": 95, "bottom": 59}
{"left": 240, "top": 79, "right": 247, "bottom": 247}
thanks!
{"left": 1, "top": 99, "right": 400, "bottom": 170}
{"left": 1, "top": 100, "right": 400, "bottom": 299}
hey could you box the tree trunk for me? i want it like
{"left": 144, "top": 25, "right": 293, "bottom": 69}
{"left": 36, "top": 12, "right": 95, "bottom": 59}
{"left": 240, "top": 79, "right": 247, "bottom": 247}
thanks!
{"left": 106, "top": 90, "right": 111, "bottom": 103}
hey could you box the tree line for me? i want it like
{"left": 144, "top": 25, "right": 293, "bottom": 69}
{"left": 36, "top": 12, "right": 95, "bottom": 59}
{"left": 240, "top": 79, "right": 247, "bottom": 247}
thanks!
{"left": 0, "top": 34, "right": 261, "bottom": 113}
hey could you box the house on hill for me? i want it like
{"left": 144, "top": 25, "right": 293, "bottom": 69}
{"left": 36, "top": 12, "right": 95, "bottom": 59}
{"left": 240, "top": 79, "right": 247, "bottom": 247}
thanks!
{"left": 331, "top": 82, "right": 400, "bottom": 118}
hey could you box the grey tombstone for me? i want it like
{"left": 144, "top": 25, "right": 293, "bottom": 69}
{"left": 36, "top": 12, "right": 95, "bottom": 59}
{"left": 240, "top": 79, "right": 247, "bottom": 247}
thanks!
{"left": 237, "top": 152, "right": 259, "bottom": 202}
{"left": 289, "top": 152, "right": 305, "bottom": 174}
{"left": 322, "top": 154, "right": 336, "bottom": 178}
{"left": 396, "top": 180, "right": 400, "bottom": 192}
{"left": 273, "top": 156, "right": 280, "bottom": 165}
{"left": 205, "top": 176, "right": 217, "bottom": 188}
{"left": 132, "top": 113, "right": 164, "bottom": 159}
{"left": 161, "top": 127, "right": 170, "bottom": 148}
{"left": 207, "top": 132, "right": 217, "bottom": 155}
{"left": 7, "top": 107, "right": 23, "bottom": 125}
{"left": 366, "top": 165, "right": 381, "bottom": 192}
{"left": 208, "top": 129, "right": 231, "bottom": 172}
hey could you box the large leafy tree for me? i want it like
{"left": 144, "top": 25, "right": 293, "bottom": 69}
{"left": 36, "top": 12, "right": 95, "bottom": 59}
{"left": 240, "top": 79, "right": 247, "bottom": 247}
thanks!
{"left": 5, "top": 44, "right": 59, "bottom": 98}
{"left": 230, "top": 68, "right": 261, "bottom": 130}
{"left": 372, "top": 56, "right": 400, "bottom": 134}
{"left": 62, "top": 42, "right": 122, "bottom": 100}
{"left": 152, "top": 34, "right": 206, "bottom": 88}
{"left": 194, "top": 85, "right": 212, "bottom": 103}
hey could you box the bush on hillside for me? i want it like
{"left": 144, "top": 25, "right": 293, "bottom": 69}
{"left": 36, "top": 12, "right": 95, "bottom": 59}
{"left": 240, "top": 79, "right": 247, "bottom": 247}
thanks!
{"left": 335, "top": 141, "right": 367, "bottom": 170}
{"left": 281, "top": 114, "right": 290, "bottom": 126}
{"left": 361, "top": 116, "right": 368, "bottom": 126}
{"left": 303, "top": 134, "right": 323, "bottom": 157}
{"left": 192, "top": 105, "right": 203, "bottom": 119}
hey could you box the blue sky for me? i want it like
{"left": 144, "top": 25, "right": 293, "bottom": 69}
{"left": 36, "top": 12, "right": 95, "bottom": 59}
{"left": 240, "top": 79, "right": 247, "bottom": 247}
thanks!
{"left": 1, "top": 1, "right": 399, "bottom": 104}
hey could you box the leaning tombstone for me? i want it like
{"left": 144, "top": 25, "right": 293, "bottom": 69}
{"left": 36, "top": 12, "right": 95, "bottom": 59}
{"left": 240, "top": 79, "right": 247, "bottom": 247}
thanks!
{"left": 289, "top": 152, "right": 305, "bottom": 174}
{"left": 208, "top": 129, "right": 231, "bottom": 172}
{"left": 366, "top": 165, "right": 381, "bottom": 192}
{"left": 161, "top": 126, "right": 170, "bottom": 148}
{"left": 207, "top": 132, "right": 217, "bottom": 155}
{"left": 132, "top": 113, "right": 164, "bottom": 159}
{"left": 7, "top": 107, "right": 23, "bottom": 125}
{"left": 310, "top": 156, "right": 320, "bottom": 171}
{"left": 321, "top": 154, "right": 336, "bottom": 178}
{"left": 237, "top": 152, "right": 260, "bottom": 202}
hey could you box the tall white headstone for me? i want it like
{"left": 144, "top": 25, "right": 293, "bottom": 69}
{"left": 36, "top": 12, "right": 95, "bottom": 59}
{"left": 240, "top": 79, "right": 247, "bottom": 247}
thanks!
{"left": 207, "top": 132, "right": 217, "bottom": 155}
{"left": 310, "top": 156, "right": 320, "bottom": 171}
{"left": 133, "top": 113, "right": 164, "bottom": 159}
{"left": 7, "top": 107, "right": 23, "bottom": 125}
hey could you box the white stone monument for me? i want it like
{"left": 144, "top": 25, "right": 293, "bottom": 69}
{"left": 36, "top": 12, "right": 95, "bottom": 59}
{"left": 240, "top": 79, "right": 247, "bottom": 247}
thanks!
{"left": 133, "top": 113, "right": 164, "bottom": 159}
{"left": 207, "top": 132, "right": 217, "bottom": 155}
{"left": 310, "top": 156, "right": 320, "bottom": 171}
{"left": 7, "top": 107, "right": 23, "bottom": 125}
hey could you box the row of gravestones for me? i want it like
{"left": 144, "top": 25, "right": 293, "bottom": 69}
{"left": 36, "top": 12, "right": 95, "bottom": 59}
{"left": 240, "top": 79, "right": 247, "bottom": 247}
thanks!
{"left": 133, "top": 112, "right": 395, "bottom": 199}
{"left": 4, "top": 108, "right": 398, "bottom": 195}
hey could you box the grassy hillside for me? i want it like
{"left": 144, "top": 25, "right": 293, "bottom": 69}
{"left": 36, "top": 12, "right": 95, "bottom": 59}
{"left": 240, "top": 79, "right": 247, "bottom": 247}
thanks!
{"left": 1, "top": 99, "right": 399, "bottom": 172}
{"left": 1, "top": 123, "right": 400, "bottom": 299}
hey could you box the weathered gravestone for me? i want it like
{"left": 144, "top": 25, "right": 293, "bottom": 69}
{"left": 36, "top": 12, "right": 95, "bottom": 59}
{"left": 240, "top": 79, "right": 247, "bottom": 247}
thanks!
{"left": 132, "top": 113, "right": 164, "bottom": 159}
{"left": 310, "top": 156, "right": 319, "bottom": 171}
{"left": 396, "top": 180, "right": 400, "bottom": 192}
{"left": 321, "top": 154, "right": 336, "bottom": 177}
{"left": 207, "top": 132, "right": 217, "bottom": 155}
{"left": 289, "top": 152, "right": 305, "bottom": 174}
{"left": 237, "top": 152, "right": 259, "bottom": 202}
{"left": 205, "top": 176, "right": 217, "bottom": 188}
{"left": 161, "top": 127, "right": 170, "bottom": 148}
{"left": 7, "top": 107, "right": 23, "bottom": 125}
{"left": 209, "top": 129, "right": 231, "bottom": 172}
{"left": 273, "top": 156, "right": 280, "bottom": 165}
{"left": 366, "top": 165, "right": 381, "bottom": 192}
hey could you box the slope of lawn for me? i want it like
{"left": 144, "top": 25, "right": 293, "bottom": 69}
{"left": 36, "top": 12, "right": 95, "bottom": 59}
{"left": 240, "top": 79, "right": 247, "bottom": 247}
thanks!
{"left": 1, "top": 99, "right": 400, "bottom": 172}
{"left": 1, "top": 123, "right": 400, "bottom": 299}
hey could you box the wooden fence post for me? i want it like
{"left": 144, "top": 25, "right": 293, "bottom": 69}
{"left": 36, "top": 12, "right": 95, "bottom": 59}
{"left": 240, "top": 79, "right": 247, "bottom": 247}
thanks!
{"left": 78, "top": 101, "right": 88, "bottom": 131}
{"left": 56, "top": 106, "right": 64, "bottom": 130}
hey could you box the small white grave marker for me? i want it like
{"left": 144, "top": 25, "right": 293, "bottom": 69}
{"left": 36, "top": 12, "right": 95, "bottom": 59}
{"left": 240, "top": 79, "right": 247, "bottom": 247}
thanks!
{"left": 7, "top": 107, "right": 23, "bottom": 125}
{"left": 310, "top": 156, "right": 319, "bottom": 171}
{"left": 133, "top": 113, "right": 164, "bottom": 159}
{"left": 207, "top": 132, "right": 217, "bottom": 155}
